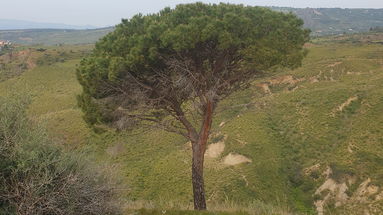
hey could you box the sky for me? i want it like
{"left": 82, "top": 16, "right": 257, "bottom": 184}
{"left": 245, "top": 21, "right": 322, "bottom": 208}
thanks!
{"left": 1, "top": 0, "right": 383, "bottom": 27}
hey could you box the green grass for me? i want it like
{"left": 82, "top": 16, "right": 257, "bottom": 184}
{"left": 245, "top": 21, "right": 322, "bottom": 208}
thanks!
{"left": 0, "top": 45, "right": 93, "bottom": 144}
{"left": 1, "top": 33, "right": 383, "bottom": 214}
{"left": 134, "top": 209, "right": 248, "bottom": 215}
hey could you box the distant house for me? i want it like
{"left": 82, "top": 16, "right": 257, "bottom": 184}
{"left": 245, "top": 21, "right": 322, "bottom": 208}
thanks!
{"left": 0, "top": 40, "right": 12, "bottom": 51}
{"left": 0, "top": 40, "right": 12, "bottom": 46}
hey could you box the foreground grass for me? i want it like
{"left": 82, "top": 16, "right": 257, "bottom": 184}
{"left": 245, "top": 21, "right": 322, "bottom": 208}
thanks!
{"left": 134, "top": 209, "right": 248, "bottom": 215}
{"left": 123, "top": 199, "right": 294, "bottom": 215}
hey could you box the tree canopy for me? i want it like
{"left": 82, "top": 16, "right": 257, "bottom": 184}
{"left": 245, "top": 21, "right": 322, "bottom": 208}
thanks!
{"left": 77, "top": 2, "right": 309, "bottom": 210}
{"left": 77, "top": 3, "right": 309, "bottom": 130}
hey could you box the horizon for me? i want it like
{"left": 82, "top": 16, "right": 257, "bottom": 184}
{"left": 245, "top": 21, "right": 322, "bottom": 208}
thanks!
{"left": 0, "top": 0, "right": 383, "bottom": 27}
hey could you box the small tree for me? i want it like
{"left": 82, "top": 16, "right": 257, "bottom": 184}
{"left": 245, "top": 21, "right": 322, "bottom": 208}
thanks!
{"left": 77, "top": 3, "right": 309, "bottom": 210}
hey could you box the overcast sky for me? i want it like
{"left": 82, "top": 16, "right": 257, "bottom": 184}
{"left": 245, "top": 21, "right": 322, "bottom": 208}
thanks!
{"left": 1, "top": 0, "right": 383, "bottom": 27}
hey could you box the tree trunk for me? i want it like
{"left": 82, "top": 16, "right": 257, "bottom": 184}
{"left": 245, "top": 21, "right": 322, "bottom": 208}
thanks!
{"left": 191, "top": 101, "right": 213, "bottom": 210}
{"left": 192, "top": 143, "right": 206, "bottom": 210}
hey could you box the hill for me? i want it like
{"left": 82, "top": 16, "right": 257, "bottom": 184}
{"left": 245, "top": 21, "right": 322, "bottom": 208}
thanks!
{"left": 272, "top": 7, "right": 383, "bottom": 36}
{"left": 0, "top": 33, "right": 383, "bottom": 214}
{"left": 0, "top": 28, "right": 114, "bottom": 45}
{"left": 0, "top": 19, "right": 97, "bottom": 30}
{"left": 1, "top": 8, "right": 383, "bottom": 46}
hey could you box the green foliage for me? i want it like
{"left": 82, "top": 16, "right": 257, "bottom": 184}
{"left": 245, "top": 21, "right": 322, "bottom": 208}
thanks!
{"left": 370, "top": 26, "right": 383, "bottom": 32}
{"left": 36, "top": 53, "right": 66, "bottom": 65}
{"left": 0, "top": 50, "right": 28, "bottom": 82}
{"left": 77, "top": 2, "right": 309, "bottom": 128}
{"left": 0, "top": 44, "right": 13, "bottom": 56}
{"left": 0, "top": 96, "right": 120, "bottom": 215}
{"left": 329, "top": 163, "right": 355, "bottom": 183}
{"left": 36, "top": 48, "right": 47, "bottom": 52}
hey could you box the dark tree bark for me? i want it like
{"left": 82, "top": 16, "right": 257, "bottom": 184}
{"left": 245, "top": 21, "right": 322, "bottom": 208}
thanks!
{"left": 191, "top": 101, "right": 213, "bottom": 210}
{"left": 192, "top": 143, "right": 206, "bottom": 210}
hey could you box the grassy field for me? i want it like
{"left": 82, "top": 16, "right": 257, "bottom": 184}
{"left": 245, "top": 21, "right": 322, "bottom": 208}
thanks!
{"left": 1, "top": 33, "right": 382, "bottom": 215}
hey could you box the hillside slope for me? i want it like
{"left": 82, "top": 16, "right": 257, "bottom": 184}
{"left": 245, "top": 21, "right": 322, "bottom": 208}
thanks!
{"left": 1, "top": 8, "right": 383, "bottom": 46}
{"left": 0, "top": 33, "right": 382, "bottom": 214}
{"left": 272, "top": 7, "right": 383, "bottom": 36}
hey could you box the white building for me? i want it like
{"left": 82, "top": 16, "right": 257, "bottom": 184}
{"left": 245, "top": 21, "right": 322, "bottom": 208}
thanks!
{"left": 0, "top": 40, "right": 12, "bottom": 46}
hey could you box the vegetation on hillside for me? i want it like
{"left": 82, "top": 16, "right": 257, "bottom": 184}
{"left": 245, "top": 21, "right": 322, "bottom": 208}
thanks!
{"left": 76, "top": 3, "right": 309, "bottom": 210}
{"left": 0, "top": 13, "right": 382, "bottom": 215}
{"left": 0, "top": 96, "right": 121, "bottom": 215}
{"left": 273, "top": 7, "right": 383, "bottom": 36}
{"left": 370, "top": 26, "right": 383, "bottom": 33}
{"left": 0, "top": 7, "right": 382, "bottom": 46}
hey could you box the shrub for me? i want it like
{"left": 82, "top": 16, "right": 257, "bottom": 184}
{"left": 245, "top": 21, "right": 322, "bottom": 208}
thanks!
{"left": 36, "top": 48, "right": 47, "bottom": 52}
{"left": 0, "top": 96, "right": 121, "bottom": 215}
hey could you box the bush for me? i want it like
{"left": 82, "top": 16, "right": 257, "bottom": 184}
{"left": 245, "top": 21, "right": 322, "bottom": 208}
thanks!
{"left": 0, "top": 96, "right": 121, "bottom": 215}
